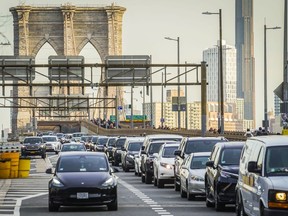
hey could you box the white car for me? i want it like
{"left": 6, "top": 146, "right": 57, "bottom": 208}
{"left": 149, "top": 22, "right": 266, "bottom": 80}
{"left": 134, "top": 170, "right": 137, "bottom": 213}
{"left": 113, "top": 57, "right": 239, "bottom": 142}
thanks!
{"left": 42, "top": 135, "right": 61, "bottom": 154}
{"left": 153, "top": 143, "right": 180, "bottom": 188}
{"left": 134, "top": 150, "right": 142, "bottom": 176}
{"left": 179, "top": 152, "right": 210, "bottom": 200}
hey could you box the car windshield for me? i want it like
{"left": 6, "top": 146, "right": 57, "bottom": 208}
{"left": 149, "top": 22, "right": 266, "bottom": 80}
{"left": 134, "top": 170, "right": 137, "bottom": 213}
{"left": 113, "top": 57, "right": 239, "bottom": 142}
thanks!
{"left": 108, "top": 138, "right": 117, "bottom": 146}
{"left": 128, "top": 142, "right": 142, "bottom": 151}
{"left": 190, "top": 156, "right": 209, "bottom": 169}
{"left": 184, "top": 140, "right": 224, "bottom": 154}
{"left": 57, "top": 155, "right": 108, "bottom": 172}
{"left": 162, "top": 146, "right": 178, "bottom": 158}
{"left": 266, "top": 146, "right": 288, "bottom": 176}
{"left": 61, "top": 145, "right": 86, "bottom": 152}
{"left": 24, "top": 138, "right": 42, "bottom": 144}
{"left": 97, "top": 138, "right": 108, "bottom": 145}
{"left": 220, "top": 148, "right": 242, "bottom": 165}
{"left": 42, "top": 137, "right": 57, "bottom": 142}
{"left": 148, "top": 143, "right": 164, "bottom": 154}
{"left": 116, "top": 138, "right": 126, "bottom": 148}
{"left": 81, "top": 136, "right": 92, "bottom": 142}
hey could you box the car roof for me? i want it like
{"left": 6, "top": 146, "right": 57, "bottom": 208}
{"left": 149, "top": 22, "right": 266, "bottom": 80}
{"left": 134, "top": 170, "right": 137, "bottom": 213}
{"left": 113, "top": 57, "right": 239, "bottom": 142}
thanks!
{"left": 190, "top": 152, "right": 211, "bottom": 157}
{"left": 150, "top": 140, "right": 180, "bottom": 144}
{"left": 162, "top": 143, "right": 180, "bottom": 148}
{"left": 215, "top": 141, "right": 245, "bottom": 149}
{"left": 59, "top": 151, "right": 105, "bottom": 157}
{"left": 146, "top": 134, "right": 183, "bottom": 138}
{"left": 248, "top": 136, "right": 288, "bottom": 147}
{"left": 186, "top": 136, "right": 227, "bottom": 141}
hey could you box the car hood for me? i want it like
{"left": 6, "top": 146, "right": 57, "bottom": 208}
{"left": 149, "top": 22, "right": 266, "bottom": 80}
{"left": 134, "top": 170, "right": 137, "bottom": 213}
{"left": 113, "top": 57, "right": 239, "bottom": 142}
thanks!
{"left": 128, "top": 151, "right": 139, "bottom": 155}
{"left": 56, "top": 172, "right": 112, "bottom": 187}
{"left": 268, "top": 176, "right": 288, "bottom": 190}
{"left": 158, "top": 157, "right": 175, "bottom": 164}
{"left": 220, "top": 165, "right": 239, "bottom": 175}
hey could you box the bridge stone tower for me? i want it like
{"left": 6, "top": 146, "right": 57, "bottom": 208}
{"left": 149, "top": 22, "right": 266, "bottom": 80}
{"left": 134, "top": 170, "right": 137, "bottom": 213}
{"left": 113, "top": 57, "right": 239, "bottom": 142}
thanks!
{"left": 10, "top": 4, "right": 126, "bottom": 135}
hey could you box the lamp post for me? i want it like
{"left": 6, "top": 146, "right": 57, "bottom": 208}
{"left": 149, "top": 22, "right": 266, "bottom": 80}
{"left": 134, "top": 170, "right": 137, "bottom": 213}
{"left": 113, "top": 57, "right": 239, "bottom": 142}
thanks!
{"left": 164, "top": 36, "right": 180, "bottom": 130}
{"left": 140, "top": 85, "right": 146, "bottom": 129}
{"left": 202, "top": 9, "right": 224, "bottom": 134}
{"left": 161, "top": 72, "right": 171, "bottom": 129}
{"left": 264, "top": 24, "right": 281, "bottom": 132}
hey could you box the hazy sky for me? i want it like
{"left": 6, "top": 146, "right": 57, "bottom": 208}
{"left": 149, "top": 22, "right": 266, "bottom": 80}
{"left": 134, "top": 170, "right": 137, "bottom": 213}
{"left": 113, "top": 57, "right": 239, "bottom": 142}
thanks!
{"left": 0, "top": 0, "right": 284, "bottom": 129}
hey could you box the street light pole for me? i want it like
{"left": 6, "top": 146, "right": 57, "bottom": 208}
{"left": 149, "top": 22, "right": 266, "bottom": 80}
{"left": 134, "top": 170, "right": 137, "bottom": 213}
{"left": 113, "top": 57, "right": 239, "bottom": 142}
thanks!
{"left": 161, "top": 72, "right": 164, "bottom": 129}
{"left": 203, "top": 9, "right": 224, "bottom": 134}
{"left": 264, "top": 24, "right": 281, "bottom": 132}
{"left": 164, "top": 36, "right": 180, "bottom": 130}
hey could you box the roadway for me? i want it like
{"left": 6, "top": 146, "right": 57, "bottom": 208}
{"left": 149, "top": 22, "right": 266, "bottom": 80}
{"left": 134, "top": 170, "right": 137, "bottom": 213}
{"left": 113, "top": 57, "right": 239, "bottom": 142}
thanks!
{"left": 0, "top": 153, "right": 235, "bottom": 216}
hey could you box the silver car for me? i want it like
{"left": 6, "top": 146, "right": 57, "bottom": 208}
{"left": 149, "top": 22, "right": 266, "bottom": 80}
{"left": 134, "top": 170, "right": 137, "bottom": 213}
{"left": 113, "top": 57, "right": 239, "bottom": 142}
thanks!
{"left": 179, "top": 152, "right": 210, "bottom": 200}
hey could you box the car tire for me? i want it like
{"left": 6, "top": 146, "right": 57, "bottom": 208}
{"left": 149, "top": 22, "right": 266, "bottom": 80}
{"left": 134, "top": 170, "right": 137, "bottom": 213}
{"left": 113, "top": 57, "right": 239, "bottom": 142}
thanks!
{"left": 180, "top": 185, "right": 187, "bottom": 198}
{"left": 154, "top": 176, "right": 158, "bottom": 186}
{"left": 214, "top": 187, "right": 224, "bottom": 211}
{"left": 205, "top": 184, "right": 214, "bottom": 208}
{"left": 42, "top": 153, "right": 46, "bottom": 159}
{"left": 145, "top": 172, "right": 152, "bottom": 184}
{"left": 187, "top": 184, "right": 195, "bottom": 200}
{"left": 107, "top": 199, "right": 118, "bottom": 211}
{"left": 141, "top": 173, "right": 145, "bottom": 183}
{"left": 174, "top": 179, "right": 180, "bottom": 191}
{"left": 236, "top": 192, "right": 247, "bottom": 216}
{"left": 49, "top": 199, "right": 60, "bottom": 212}
{"left": 157, "top": 179, "right": 164, "bottom": 188}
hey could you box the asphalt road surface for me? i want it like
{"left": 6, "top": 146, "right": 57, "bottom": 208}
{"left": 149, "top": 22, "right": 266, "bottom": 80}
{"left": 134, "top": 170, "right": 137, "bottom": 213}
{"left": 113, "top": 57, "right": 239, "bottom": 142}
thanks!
{"left": 1, "top": 153, "right": 235, "bottom": 216}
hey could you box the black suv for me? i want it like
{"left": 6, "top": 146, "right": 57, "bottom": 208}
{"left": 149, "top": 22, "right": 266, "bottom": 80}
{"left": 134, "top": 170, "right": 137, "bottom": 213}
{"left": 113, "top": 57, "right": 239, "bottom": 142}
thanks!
{"left": 141, "top": 140, "right": 179, "bottom": 184}
{"left": 205, "top": 141, "right": 244, "bottom": 211}
{"left": 21, "top": 136, "right": 46, "bottom": 159}
{"left": 111, "top": 137, "right": 127, "bottom": 166}
{"left": 174, "top": 137, "right": 227, "bottom": 191}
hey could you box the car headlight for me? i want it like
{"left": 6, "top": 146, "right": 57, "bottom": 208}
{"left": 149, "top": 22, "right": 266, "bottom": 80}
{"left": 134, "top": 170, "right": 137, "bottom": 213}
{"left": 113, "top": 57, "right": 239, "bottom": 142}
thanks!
{"left": 160, "top": 162, "right": 173, "bottom": 169}
{"left": 51, "top": 178, "right": 64, "bottom": 187}
{"left": 220, "top": 171, "right": 232, "bottom": 178}
{"left": 191, "top": 175, "right": 204, "bottom": 182}
{"left": 127, "top": 154, "right": 134, "bottom": 159}
{"left": 102, "top": 177, "right": 116, "bottom": 187}
{"left": 268, "top": 190, "right": 288, "bottom": 209}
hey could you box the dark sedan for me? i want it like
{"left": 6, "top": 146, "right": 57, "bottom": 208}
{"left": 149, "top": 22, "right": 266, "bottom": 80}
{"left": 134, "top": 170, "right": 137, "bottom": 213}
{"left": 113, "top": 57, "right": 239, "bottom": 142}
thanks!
{"left": 47, "top": 152, "right": 117, "bottom": 212}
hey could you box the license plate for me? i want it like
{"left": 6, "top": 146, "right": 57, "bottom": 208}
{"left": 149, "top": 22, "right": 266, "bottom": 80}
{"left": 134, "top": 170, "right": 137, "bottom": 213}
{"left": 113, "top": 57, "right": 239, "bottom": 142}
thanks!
{"left": 77, "top": 192, "right": 89, "bottom": 199}
{"left": 30, "top": 151, "right": 35, "bottom": 154}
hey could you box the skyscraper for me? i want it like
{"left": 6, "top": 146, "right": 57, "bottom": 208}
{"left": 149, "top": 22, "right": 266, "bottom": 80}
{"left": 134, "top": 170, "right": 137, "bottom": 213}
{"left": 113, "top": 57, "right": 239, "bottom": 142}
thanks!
{"left": 235, "top": 0, "right": 255, "bottom": 126}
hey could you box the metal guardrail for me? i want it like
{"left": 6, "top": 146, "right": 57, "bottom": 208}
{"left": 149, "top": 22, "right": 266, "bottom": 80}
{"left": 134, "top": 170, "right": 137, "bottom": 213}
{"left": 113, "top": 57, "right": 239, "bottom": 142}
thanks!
{"left": 80, "top": 120, "right": 247, "bottom": 141}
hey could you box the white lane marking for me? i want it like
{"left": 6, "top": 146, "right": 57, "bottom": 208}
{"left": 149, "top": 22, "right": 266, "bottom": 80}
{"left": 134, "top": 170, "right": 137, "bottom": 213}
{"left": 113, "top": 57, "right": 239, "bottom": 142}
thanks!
{"left": 14, "top": 192, "right": 47, "bottom": 216}
{"left": 118, "top": 178, "right": 173, "bottom": 216}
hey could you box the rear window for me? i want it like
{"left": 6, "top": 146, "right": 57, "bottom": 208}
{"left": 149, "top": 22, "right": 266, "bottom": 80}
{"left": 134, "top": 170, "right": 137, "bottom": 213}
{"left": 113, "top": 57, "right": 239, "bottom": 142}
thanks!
{"left": 42, "top": 137, "right": 57, "bottom": 142}
{"left": 184, "top": 140, "right": 224, "bottom": 154}
{"left": 162, "top": 146, "right": 178, "bottom": 158}
{"left": 220, "top": 148, "right": 242, "bottom": 165}
{"left": 148, "top": 143, "right": 164, "bottom": 154}
{"left": 190, "top": 156, "right": 209, "bottom": 169}
{"left": 116, "top": 138, "right": 126, "bottom": 148}
{"left": 128, "top": 142, "right": 142, "bottom": 151}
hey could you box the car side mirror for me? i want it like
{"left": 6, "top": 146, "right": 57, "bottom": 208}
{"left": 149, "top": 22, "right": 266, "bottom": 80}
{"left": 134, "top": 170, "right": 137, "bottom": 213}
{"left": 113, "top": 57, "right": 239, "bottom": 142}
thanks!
{"left": 247, "top": 161, "right": 261, "bottom": 174}
{"left": 174, "top": 150, "right": 181, "bottom": 156}
{"left": 206, "top": 160, "right": 214, "bottom": 168}
{"left": 46, "top": 167, "right": 53, "bottom": 174}
{"left": 121, "top": 146, "right": 125, "bottom": 151}
{"left": 141, "top": 146, "right": 145, "bottom": 150}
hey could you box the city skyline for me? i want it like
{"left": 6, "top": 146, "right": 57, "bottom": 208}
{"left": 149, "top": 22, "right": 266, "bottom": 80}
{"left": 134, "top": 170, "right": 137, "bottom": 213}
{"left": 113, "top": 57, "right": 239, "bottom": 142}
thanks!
{"left": 0, "top": 0, "right": 284, "bottom": 131}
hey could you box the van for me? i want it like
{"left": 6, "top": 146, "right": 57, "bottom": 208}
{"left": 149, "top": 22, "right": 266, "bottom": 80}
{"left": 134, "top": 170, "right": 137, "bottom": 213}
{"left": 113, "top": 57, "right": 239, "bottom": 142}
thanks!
{"left": 236, "top": 136, "right": 288, "bottom": 216}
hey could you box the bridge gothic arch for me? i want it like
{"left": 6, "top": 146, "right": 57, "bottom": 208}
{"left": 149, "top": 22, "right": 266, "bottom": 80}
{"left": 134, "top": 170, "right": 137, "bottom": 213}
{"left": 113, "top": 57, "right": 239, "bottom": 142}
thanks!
{"left": 9, "top": 4, "right": 126, "bottom": 135}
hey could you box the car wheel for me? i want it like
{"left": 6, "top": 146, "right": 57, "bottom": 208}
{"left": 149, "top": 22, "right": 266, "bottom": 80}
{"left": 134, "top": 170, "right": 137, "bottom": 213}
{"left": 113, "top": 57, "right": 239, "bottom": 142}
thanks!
{"left": 154, "top": 176, "right": 158, "bottom": 186}
{"left": 187, "top": 184, "right": 195, "bottom": 200}
{"left": 42, "top": 153, "right": 46, "bottom": 159}
{"left": 236, "top": 192, "right": 247, "bottom": 216}
{"left": 180, "top": 185, "right": 187, "bottom": 198}
{"left": 48, "top": 199, "right": 60, "bottom": 212}
{"left": 174, "top": 179, "right": 180, "bottom": 191}
{"left": 145, "top": 172, "right": 152, "bottom": 184}
{"left": 205, "top": 184, "right": 214, "bottom": 208}
{"left": 214, "top": 186, "right": 224, "bottom": 211}
{"left": 114, "top": 161, "right": 119, "bottom": 166}
{"left": 107, "top": 199, "right": 118, "bottom": 211}
{"left": 141, "top": 173, "right": 145, "bottom": 183}
{"left": 124, "top": 167, "right": 129, "bottom": 172}
{"left": 157, "top": 179, "right": 164, "bottom": 188}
